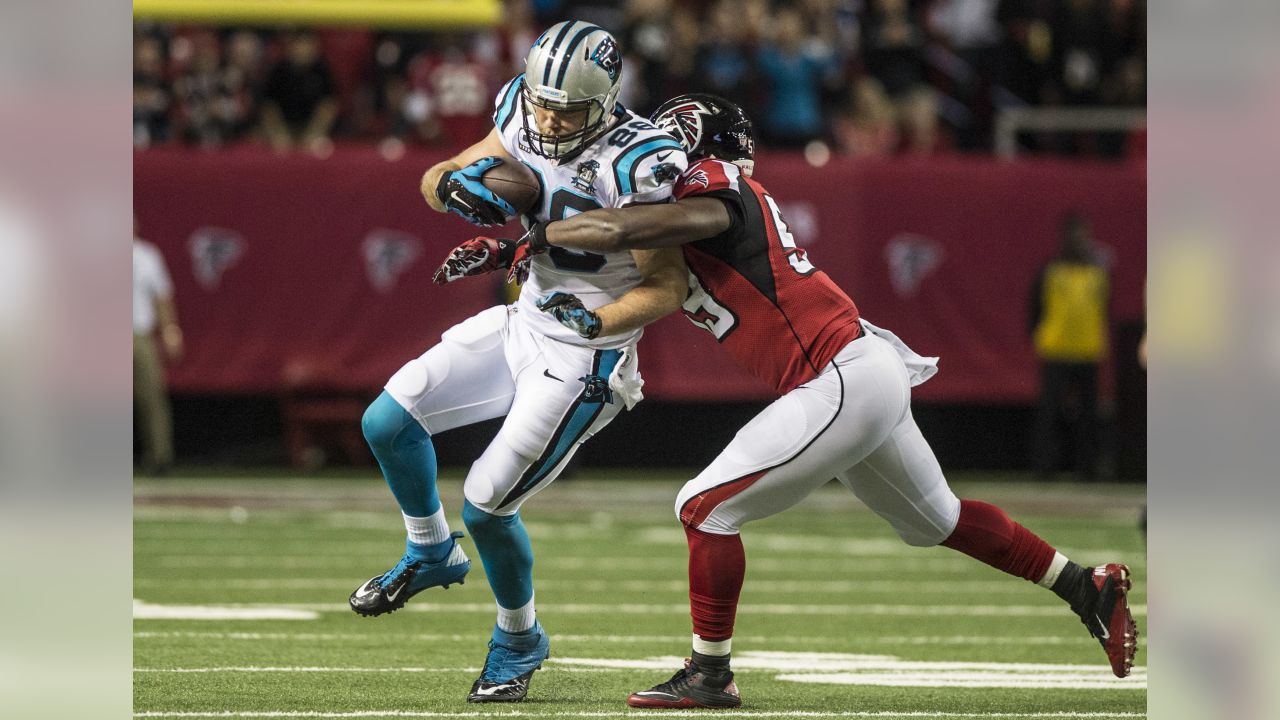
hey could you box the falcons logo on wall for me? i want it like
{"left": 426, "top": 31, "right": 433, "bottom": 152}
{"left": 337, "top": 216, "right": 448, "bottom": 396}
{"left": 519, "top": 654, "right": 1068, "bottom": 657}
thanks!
{"left": 656, "top": 100, "right": 712, "bottom": 150}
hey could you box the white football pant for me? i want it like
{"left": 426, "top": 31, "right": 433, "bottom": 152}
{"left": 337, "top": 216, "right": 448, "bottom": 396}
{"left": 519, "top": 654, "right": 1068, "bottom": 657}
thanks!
{"left": 676, "top": 330, "right": 962, "bottom": 546}
{"left": 385, "top": 305, "right": 634, "bottom": 515}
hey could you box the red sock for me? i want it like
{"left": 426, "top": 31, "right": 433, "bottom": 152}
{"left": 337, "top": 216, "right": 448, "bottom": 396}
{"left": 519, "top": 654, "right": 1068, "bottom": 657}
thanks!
{"left": 685, "top": 525, "right": 745, "bottom": 642}
{"left": 941, "top": 499, "right": 1056, "bottom": 583}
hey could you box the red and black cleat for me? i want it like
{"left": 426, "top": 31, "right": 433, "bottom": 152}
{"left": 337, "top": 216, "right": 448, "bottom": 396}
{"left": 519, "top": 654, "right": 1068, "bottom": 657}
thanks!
{"left": 1082, "top": 563, "right": 1139, "bottom": 678}
{"left": 627, "top": 659, "right": 741, "bottom": 709}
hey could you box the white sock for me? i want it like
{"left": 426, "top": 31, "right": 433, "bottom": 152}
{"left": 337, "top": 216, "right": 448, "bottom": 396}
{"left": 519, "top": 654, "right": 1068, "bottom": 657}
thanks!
{"left": 1037, "top": 551, "right": 1070, "bottom": 589}
{"left": 692, "top": 634, "right": 731, "bottom": 656}
{"left": 496, "top": 595, "right": 537, "bottom": 633}
{"left": 404, "top": 508, "right": 451, "bottom": 547}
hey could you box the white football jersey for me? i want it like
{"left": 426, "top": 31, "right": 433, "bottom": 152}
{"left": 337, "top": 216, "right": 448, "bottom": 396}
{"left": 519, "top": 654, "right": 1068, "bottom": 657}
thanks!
{"left": 492, "top": 74, "right": 688, "bottom": 348}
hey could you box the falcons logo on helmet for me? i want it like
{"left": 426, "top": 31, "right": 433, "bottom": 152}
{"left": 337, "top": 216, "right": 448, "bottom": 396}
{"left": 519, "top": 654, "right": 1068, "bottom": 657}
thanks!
{"left": 656, "top": 100, "right": 713, "bottom": 151}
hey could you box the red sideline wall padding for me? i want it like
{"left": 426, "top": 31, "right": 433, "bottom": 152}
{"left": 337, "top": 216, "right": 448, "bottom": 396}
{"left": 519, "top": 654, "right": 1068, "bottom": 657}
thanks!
{"left": 134, "top": 147, "right": 1145, "bottom": 402}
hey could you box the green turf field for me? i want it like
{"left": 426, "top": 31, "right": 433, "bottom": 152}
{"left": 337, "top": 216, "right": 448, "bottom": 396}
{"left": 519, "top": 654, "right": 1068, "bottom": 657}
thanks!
{"left": 134, "top": 472, "right": 1147, "bottom": 719}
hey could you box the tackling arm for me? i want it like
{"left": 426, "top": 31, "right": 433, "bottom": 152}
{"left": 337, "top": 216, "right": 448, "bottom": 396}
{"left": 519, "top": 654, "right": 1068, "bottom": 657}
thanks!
{"left": 544, "top": 197, "right": 733, "bottom": 253}
{"left": 419, "top": 128, "right": 510, "bottom": 213}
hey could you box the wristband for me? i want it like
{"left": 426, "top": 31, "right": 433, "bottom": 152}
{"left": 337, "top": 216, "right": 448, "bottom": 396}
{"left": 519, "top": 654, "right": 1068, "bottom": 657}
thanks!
{"left": 434, "top": 172, "right": 453, "bottom": 206}
{"left": 527, "top": 222, "right": 550, "bottom": 252}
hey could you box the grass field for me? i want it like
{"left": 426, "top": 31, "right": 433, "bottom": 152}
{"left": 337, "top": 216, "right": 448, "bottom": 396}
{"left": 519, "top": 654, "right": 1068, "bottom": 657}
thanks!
{"left": 134, "top": 472, "right": 1147, "bottom": 719}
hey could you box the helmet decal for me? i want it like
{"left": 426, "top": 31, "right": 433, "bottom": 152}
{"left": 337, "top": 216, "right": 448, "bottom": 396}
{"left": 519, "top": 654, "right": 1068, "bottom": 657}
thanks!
{"left": 655, "top": 100, "right": 713, "bottom": 152}
{"left": 590, "top": 37, "right": 621, "bottom": 82}
{"left": 651, "top": 93, "right": 753, "bottom": 172}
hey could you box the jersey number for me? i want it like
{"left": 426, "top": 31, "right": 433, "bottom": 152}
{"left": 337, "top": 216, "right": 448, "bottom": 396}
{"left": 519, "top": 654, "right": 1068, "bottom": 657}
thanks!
{"left": 607, "top": 119, "right": 658, "bottom": 147}
{"left": 762, "top": 194, "right": 815, "bottom": 275}
{"left": 682, "top": 271, "right": 738, "bottom": 341}
{"left": 547, "top": 189, "right": 607, "bottom": 273}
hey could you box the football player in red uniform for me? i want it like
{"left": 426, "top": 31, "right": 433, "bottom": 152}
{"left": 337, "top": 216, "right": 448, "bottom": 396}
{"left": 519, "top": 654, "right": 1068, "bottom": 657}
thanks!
{"left": 435, "top": 94, "right": 1139, "bottom": 708}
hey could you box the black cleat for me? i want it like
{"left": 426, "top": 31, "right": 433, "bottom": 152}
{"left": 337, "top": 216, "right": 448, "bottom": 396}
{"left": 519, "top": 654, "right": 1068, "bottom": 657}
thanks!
{"left": 627, "top": 659, "right": 741, "bottom": 709}
{"left": 349, "top": 532, "right": 470, "bottom": 617}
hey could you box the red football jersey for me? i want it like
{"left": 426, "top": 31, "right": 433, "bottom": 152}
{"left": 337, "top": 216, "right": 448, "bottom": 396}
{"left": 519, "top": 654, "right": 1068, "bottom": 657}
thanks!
{"left": 674, "top": 158, "right": 862, "bottom": 394}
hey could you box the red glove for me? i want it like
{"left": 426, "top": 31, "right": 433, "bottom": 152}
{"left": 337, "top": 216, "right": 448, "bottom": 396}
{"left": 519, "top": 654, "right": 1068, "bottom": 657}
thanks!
{"left": 505, "top": 222, "right": 551, "bottom": 285}
{"left": 432, "top": 237, "right": 517, "bottom": 285}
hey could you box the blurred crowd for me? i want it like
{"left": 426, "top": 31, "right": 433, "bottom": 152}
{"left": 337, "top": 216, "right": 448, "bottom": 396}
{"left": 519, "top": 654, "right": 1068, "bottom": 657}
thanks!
{"left": 134, "top": 0, "right": 1145, "bottom": 158}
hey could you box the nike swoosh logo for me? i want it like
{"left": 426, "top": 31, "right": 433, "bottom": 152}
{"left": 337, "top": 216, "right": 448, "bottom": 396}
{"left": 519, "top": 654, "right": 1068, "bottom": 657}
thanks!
{"left": 633, "top": 691, "right": 677, "bottom": 699}
{"left": 472, "top": 683, "right": 514, "bottom": 696}
{"left": 354, "top": 582, "right": 378, "bottom": 599}
{"left": 656, "top": 152, "right": 671, "bottom": 161}
{"left": 1095, "top": 615, "right": 1110, "bottom": 640}
{"left": 543, "top": 369, "right": 563, "bottom": 382}
{"left": 449, "top": 191, "right": 472, "bottom": 209}
{"left": 386, "top": 584, "right": 404, "bottom": 603}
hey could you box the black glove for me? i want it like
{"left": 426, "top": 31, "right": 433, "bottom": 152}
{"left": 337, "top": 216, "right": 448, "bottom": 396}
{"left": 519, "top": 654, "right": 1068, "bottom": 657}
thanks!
{"left": 435, "top": 156, "right": 517, "bottom": 227}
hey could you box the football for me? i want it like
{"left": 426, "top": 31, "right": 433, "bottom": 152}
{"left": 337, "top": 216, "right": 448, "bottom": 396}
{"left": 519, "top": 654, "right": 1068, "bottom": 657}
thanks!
{"left": 482, "top": 159, "right": 542, "bottom": 218}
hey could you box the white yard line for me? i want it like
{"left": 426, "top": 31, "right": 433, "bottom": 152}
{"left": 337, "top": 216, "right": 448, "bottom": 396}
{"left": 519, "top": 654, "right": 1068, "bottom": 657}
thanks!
{"left": 132, "top": 601, "right": 317, "bottom": 621}
{"left": 132, "top": 711, "right": 1147, "bottom": 718}
{"left": 132, "top": 578, "right": 1111, "bottom": 595}
{"left": 132, "top": 652, "right": 1147, "bottom": 690}
{"left": 143, "top": 556, "right": 984, "bottom": 574}
{"left": 134, "top": 601, "right": 1146, "bottom": 618}
{"left": 134, "top": 631, "right": 1095, "bottom": 646}
{"left": 135, "top": 667, "right": 478, "bottom": 674}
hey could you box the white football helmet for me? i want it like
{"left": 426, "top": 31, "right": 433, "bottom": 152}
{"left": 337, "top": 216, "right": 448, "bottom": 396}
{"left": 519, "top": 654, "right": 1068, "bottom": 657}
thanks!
{"left": 521, "top": 20, "right": 623, "bottom": 160}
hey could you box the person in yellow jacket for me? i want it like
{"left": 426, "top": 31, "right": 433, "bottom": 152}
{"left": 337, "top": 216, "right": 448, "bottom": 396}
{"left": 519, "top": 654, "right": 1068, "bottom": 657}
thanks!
{"left": 1029, "top": 213, "right": 1109, "bottom": 480}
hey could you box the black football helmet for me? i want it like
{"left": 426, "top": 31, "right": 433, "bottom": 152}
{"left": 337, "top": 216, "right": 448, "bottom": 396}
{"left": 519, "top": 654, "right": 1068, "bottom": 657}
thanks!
{"left": 651, "top": 93, "right": 755, "bottom": 176}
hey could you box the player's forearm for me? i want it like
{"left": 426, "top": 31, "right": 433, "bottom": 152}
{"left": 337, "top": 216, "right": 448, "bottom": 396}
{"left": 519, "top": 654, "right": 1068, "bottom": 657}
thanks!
{"left": 546, "top": 198, "right": 732, "bottom": 253}
{"left": 545, "top": 209, "right": 634, "bottom": 253}
{"left": 421, "top": 161, "right": 461, "bottom": 213}
{"left": 594, "top": 266, "right": 686, "bottom": 336}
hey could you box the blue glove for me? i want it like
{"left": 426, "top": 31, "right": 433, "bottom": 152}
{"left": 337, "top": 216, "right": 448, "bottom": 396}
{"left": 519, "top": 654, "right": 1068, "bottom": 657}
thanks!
{"left": 537, "top": 292, "right": 602, "bottom": 340}
{"left": 435, "top": 156, "right": 517, "bottom": 227}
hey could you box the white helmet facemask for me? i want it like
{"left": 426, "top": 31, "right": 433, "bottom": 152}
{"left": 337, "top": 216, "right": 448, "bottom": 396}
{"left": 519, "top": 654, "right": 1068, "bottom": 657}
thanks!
{"left": 520, "top": 21, "right": 623, "bottom": 161}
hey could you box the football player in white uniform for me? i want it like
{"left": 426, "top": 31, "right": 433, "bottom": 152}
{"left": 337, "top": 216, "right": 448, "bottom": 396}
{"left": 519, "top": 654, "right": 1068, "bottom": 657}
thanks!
{"left": 348, "top": 21, "right": 688, "bottom": 703}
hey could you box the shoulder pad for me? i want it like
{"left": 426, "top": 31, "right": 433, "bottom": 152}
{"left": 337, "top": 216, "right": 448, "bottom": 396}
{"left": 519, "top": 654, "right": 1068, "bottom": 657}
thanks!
{"left": 675, "top": 158, "right": 744, "bottom": 201}
{"left": 492, "top": 74, "right": 524, "bottom": 134}
{"left": 609, "top": 129, "right": 687, "bottom": 198}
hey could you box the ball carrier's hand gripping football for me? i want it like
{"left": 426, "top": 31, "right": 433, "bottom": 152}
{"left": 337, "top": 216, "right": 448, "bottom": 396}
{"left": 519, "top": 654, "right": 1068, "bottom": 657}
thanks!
{"left": 435, "top": 156, "right": 517, "bottom": 227}
{"left": 537, "top": 291, "right": 602, "bottom": 340}
{"left": 432, "top": 223, "right": 551, "bottom": 285}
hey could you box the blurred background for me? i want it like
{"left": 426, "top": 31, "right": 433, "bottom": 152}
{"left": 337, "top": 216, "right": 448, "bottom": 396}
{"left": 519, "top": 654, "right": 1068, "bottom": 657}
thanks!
{"left": 130, "top": 0, "right": 1146, "bottom": 481}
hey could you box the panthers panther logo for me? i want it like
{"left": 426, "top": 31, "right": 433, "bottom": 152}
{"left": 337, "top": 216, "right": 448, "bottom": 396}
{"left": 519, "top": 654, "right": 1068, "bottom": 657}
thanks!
{"left": 578, "top": 374, "right": 614, "bottom": 404}
{"left": 590, "top": 37, "right": 621, "bottom": 82}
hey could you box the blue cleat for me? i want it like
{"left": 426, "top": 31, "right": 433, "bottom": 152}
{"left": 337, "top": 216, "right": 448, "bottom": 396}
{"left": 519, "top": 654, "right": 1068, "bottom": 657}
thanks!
{"left": 349, "top": 531, "right": 470, "bottom": 617}
{"left": 467, "top": 621, "right": 551, "bottom": 702}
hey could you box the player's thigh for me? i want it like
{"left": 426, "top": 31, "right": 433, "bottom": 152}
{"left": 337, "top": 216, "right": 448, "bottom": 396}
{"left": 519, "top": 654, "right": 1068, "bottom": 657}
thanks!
{"left": 836, "top": 410, "right": 961, "bottom": 547}
{"left": 678, "top": 336, "right": 909, "bottom": 534}
{"left": 464, "top": 340, "right": 627, "bottom": 515}
{"left": 384, "top": 305, "right": 515, "bottom": 434}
